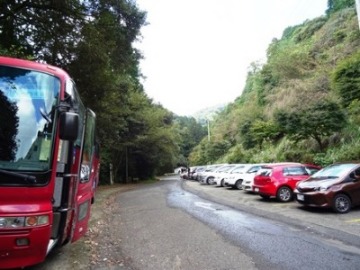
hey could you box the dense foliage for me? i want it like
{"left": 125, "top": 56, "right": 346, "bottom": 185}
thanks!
{"left": 189, "top": 0, "right": 360, "bottom": 167}
{"left": 1, "top": 0, "right": 359, "bottom": 180}
{"left": 0, "top": 0, "right": 202, "bottom": 182}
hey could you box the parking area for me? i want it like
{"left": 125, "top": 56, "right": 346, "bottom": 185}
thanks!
{"left": 182, "top": 179, "right": 360, "bottom": 243}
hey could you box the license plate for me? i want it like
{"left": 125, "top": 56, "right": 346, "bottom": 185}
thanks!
{"left": 254, "top": 187, "right": 259, "bottom": 193}
{"left": 297, "top": 194, "right": 304, "bottom": 201}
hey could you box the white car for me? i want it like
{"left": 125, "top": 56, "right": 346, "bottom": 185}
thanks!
{"left": 199, "top": 164, "right": 228, "bottom": 185}
{"left": 213, "top": 164, "right": 246, "bottom": 187}
{"left": 240, "top": 164, "right": 268, "bottom": 191}
{"left": 191, "top": 166, "right": 206, "bottom": 180}
{"left": 224, "top": 164, "right": 265, "bottom": 190}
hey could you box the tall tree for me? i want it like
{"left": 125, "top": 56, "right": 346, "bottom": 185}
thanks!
{"left": 327, "top": 0, "right": 355, "bottom": 14}
{"left": 0, "top": 91, "right": 19, "bottom": 161}
{"left": 0, "top": 0, "right": 86, "bottom": 66}
{"left": 174, "top": 116, "right": 207, "bottom": 165}
{"left": 275, "top": 101, "right": 346, "bottom": 151}
{"left": 331, "top": 50, "right": 360, "bottom": 107}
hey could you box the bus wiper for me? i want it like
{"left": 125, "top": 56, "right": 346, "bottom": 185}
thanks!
{"left": 40, "top": 107, "right": 52, "bottom": 123}
{"left": 0, "top": 169, "right": 37, "bottom": 184}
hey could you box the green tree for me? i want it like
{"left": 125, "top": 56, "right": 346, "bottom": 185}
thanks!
{"left": 275, "top": 101, "right": 346, "bottom": 151}
{"left": 0, "top": 0, "right": 180, "bottom": 182}
{"left": 0, "top": 0, "right": 86, "bottom": 65}
{"left": 326, "top": 0, "right": 355, "bottom": 15}
{"left": 174, "top": 116, "right": 207, "bottom": 165}
{"left": 240, "top": 120, "right": 256, "bottom": 149}
{"left": 331, "top": 50, "right": 360, "bottom": 107}
{"left": 0, "top": 91, "right": 19, "bottom": 161}
{"left": 249, "top": 120, "right": 281, "bottom": 150}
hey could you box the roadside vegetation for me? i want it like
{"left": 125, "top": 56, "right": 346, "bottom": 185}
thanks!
{"left": 189, "top": 0, "right": 360, "bottom": 167}
{"left": 1, "top": 0, "right": 359, "bottom": 183}
{"left": 0, "top": 0, "right": 205, "bottom": 183}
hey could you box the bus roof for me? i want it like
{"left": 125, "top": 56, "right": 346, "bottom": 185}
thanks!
{"left": 0, "top": 56, "right": 70, "bottom": 81}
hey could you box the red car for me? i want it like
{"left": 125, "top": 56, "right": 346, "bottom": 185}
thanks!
{"left": 253, "top": 163, "right": 321, "bottom": 202}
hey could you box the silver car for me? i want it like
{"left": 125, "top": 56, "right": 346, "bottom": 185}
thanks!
{"left": 213, "top": 164, "right": 246, "bottom": 187}
{"left": 224, "top": 164, "right": 265, "bottom": 190}
{"left": 199, "top": 164, "right": 228, "bottom": 185}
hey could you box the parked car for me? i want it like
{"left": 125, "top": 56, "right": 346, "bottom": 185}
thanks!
{"left": 253, "top": 163, "right": 321, "bottom": 202}
{"left": 303, "top": 164, "right": 322, "bottom": 175}
{"left": 199, "top": 164, "right": 228, "bottom": 185}
{"left": 192, "top": 166, "right": 206, "bottom": 181}
{"left": 224, "top": 164, "right": 263, "bottom": 190}
{"left": 180, "top": 169, "right": 190, "bottom": 179}
{"left": 190, "top": 166, "right": 205, "bottom": 180}
{"left": 213, "top": 164, "right": 245, "bottom": 187}
{"left": 294, "top": 163, "right": 360, "bottom": 213}
{"left": 239, "top": 164, "right": 268, "bottom": 191}
{"left": 174, "top": 166, "right": 186, "bottom": 174}
{"left": 185, "top": 166, "right": 197, "bottom": 180}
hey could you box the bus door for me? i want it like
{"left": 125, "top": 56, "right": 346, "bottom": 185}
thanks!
{"left": 72, "top": 109, "right": 96, "bottom": 242}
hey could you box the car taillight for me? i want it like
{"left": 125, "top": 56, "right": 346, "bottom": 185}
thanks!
{"left": 264, "top": 177, "right": 272, "bottom": 183}
{"left": 255, "top": 176, "right": 271, "bottom": 184}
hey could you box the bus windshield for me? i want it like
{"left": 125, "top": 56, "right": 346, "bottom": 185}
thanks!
{"left": 0, "top": 65, "right": 60, "bottom": 172}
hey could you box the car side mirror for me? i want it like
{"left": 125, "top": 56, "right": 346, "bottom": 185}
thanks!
{"left": 59, "top": 112, "right": 79, "bottom": 141}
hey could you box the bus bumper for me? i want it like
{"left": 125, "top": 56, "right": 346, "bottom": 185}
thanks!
{"left": 0, "top": 225, "right": 52, "bottom": 269}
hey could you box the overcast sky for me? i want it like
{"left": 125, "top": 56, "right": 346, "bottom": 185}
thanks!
{"left": 135, "top": 0, "right": 328, "bottom": 116}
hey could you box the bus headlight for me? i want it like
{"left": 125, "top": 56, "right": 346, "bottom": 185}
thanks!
{"left": 0, "top": 215, "right": 49, "bottom": 228}
{"left": 0, "top": 217, "right": 25, "bottom": 228}
{"left": 25, "top": 215, "right": 49, "bottom": 226}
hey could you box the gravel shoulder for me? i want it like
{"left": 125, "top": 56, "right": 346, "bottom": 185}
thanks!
{"left": 29, "top": 184, "right": 138, "bottom": 270}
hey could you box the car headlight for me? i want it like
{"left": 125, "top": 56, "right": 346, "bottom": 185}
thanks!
{"left": 314, "top": 186, "right": 328, "bottom": 191}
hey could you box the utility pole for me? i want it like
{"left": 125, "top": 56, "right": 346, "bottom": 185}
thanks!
{"left": 207, "top": 119, "right": 211, "bottom": 142}
{"left": 109, "top": 163, "right": 114, "bottom": 185}
{"left": 125, "top": 146, "right": 128, "bottom": 183}
{"left": 356, "top": 0, "right": 360, "bottom": 30}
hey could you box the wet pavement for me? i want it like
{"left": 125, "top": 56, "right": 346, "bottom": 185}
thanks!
{"left": 166, "top": 176, "right": 360, "bottom": 269}
{"left": 180, "top": 175, "right": 360, "bottom": 244}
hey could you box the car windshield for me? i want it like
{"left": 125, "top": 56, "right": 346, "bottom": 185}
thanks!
{"left": 257, "top": 168, "right": 272, "bottom": 176}
{"left": 311, "top": 163, "right": 358, "bottom": 179}
{"left": 246, "top": 165, "right": 262, "bottom": 173}
{"left": 0, "top": 65, "right": 60, "bottom": 172}
{"left": 283, "top": 166, "right": 308, "bottom": 176}
{"left": 230, "top": 166, "right": 246, "bottom": 173}
{"left": 219, "top": 165, "right": 234, "bottom": 172}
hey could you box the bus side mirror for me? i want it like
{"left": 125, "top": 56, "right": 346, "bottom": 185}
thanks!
{"left": 59, "top": 112, "right": 79, "bottom": 141}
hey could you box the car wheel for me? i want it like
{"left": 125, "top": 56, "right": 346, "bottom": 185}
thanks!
{"left": 333, "top": 194, "right": 351, "bottom": 213}
{"left": 276, "top": 186, "right": 293, "bottom": 202}
{"left": 235, "top": 180, "right": 243, "bottom": 190}
{"left": 206, "top": 177, "right": 214, "bottom": 185}
{"left": 220, "top": 179, "right": 225, "bottom": 187}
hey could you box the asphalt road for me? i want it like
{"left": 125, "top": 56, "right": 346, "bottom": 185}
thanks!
{"left": 91, "top": 175, "right": 360, "bottom": 269}
{"left": 181, "top": 175, "right": 360, "bottom": 244}
{"left": 28, "top": 174, "right": 360, "bottom": 270}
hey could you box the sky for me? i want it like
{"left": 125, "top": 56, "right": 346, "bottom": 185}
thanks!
{"left": 135, "top": 0, "right": 328, "bottom": 116}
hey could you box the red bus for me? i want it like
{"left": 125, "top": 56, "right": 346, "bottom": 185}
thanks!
{"left": 0, "top": 56, "right": 100, "bottom": 269}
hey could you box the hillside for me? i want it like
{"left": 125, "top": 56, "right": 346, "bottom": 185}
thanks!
{"left": 189, "top": 4, "right": 360, "bottom": 166}
{"left": 192, "top": 104, "right": 226, "bottom": 126}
